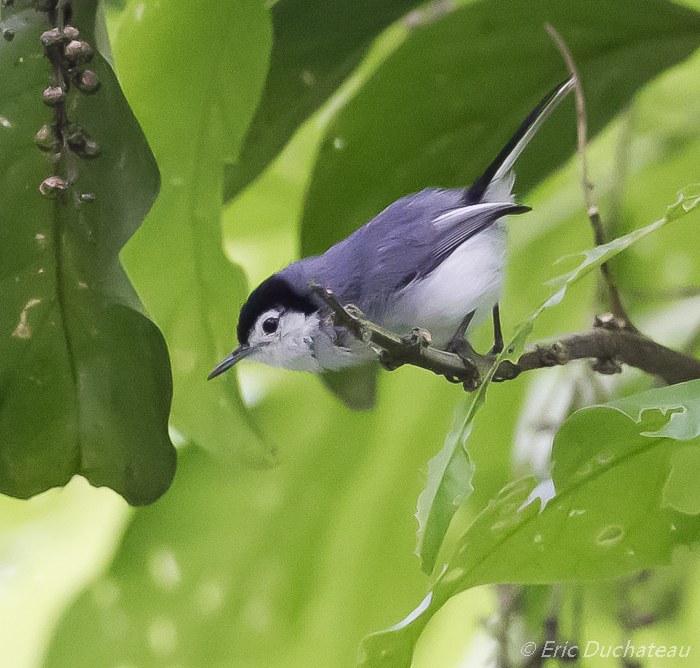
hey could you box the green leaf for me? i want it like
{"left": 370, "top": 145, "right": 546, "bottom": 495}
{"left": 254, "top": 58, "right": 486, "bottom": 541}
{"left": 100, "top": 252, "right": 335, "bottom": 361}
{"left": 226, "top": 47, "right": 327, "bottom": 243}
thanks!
{"left": 300, "top": 0, "right": 700, "bottom": 260}
{"left": 413, "top": 184, "right": 696, "bottom": 581}
{"left": 43, "top": 364, "right": 461, "bottom": 668}
{"left": 610, "top": 380, "right": 700, "bottom": 514}
{"left": 0, "top": 1, "right": 174, "bottom": 504}
{"left": 415, "top": 316, "right": 532, "bottom": 575}
{"left": 610, "top": 378, "right": 700, "bottom": 441}
{"left": 415, "top": 387, "right": 479, "bottom": 574}
{"left": 106, "top": 0, "right": 275, "bottom": 467}
{"left": 663, "top": 183, "right": 700, "bottom": 221}
{"left": 360, "top": 386, "right": 700, "bottom": 667}
{"left": 663, "top": 446, "right": 700, "bottom": 514}
{"left": 223, "top": 0, "right": 426, "bottom": 202}
{"left": 541, "top": 189, "right": 700, "bottom": 313}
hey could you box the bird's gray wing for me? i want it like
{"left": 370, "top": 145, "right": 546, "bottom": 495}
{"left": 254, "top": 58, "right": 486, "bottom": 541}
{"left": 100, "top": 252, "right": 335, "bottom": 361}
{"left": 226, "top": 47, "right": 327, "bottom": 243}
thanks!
{"left": 419, "top": 200, "right": 529, "bottom": 276}
{"left": 282, "top": 190, "right": 526, "bottom": 317}
{"left": 352, "top": 193, "right": 529, "bottom": 300}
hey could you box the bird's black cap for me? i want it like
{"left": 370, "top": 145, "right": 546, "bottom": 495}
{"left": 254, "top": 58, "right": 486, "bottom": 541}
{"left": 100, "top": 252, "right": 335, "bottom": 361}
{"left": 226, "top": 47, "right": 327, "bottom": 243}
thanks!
{"left": 237, "top": 275, "right": 318, "bottom": 344}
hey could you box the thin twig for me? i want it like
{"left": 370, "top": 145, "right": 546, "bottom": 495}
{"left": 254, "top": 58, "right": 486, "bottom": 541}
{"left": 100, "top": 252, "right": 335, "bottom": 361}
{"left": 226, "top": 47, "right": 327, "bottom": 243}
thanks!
{"left": 545, "top": 24, "right": 637, "bottom": 332}
{"left": 545, "top": 24, "right": 595, "bottom": 214}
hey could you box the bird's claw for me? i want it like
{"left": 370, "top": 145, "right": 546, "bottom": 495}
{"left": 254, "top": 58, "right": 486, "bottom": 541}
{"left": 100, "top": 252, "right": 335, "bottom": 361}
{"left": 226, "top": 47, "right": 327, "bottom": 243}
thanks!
{"left": 492, "top": 359, "right": 520, "bottom": 382}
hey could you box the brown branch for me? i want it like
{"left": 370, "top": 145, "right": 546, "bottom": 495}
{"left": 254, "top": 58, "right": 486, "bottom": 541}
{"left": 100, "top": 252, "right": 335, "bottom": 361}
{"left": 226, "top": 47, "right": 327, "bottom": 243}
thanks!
{"left": 311, "top": 285, "right": 483, "bottom": 386}
{"left": 545, "top": 24, "right": 594, "bottom": 210}
{"left": 518, "top": 328, "right": 700, "bottom": 386}
{"left": 312, "top": 286, "right": 700, "bottom": 389}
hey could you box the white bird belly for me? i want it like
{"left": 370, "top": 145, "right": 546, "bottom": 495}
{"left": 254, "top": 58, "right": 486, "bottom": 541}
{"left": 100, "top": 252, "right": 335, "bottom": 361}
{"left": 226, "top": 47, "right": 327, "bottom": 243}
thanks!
{"left": 383, "top": 225, "right": 507, "bottom": 348}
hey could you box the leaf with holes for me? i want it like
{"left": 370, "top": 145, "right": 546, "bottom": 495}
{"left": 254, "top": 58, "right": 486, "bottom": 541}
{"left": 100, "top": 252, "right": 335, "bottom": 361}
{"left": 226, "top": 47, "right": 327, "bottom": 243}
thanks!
{"left": 416, "top": 183, "right": 700, "bottom": 575}
{"left": 361, "top": 382, "right": 700, "bottom": 667}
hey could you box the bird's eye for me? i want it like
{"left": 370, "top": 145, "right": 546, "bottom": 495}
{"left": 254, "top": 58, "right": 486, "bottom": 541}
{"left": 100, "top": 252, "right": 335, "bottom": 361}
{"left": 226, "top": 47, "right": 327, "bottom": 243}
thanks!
{"left": 262, "top": 317, "right": 279, "bottom": 335}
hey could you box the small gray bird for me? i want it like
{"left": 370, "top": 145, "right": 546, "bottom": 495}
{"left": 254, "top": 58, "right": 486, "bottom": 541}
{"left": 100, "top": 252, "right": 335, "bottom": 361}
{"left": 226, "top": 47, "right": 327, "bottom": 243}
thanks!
{"left": 209, "top": 78, "right": 573, "bottom": 379}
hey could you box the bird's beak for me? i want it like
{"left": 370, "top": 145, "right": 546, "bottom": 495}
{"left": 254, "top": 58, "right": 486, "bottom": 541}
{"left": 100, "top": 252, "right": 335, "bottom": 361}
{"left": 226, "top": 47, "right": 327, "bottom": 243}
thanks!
{"left": 208, "top": 344, "right": 255, "bottom": 380}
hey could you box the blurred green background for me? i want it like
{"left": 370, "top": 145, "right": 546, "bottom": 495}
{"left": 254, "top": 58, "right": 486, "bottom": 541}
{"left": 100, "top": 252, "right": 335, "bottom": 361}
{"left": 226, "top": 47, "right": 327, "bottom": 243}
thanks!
{"left": 2, "top": 0, "right": 700, "bottom": 666}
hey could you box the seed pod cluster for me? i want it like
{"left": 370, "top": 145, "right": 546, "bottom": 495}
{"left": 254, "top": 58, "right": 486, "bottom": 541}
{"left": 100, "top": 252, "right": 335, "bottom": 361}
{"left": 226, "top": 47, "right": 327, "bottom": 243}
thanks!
{"left": 36, "top": 21, "right": 102, "bottom": 198}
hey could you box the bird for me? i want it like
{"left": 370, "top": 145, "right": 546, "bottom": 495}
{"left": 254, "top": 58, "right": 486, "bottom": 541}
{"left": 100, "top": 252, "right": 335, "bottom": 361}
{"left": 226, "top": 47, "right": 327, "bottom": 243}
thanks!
{"left": 209, "top": 78, "right": 574, "bottom": 380}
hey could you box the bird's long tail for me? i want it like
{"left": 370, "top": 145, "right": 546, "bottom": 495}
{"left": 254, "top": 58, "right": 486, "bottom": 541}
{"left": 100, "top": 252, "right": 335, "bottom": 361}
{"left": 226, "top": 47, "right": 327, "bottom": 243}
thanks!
{"left": 462, "top": 77, "right": 574, "bottom": 205}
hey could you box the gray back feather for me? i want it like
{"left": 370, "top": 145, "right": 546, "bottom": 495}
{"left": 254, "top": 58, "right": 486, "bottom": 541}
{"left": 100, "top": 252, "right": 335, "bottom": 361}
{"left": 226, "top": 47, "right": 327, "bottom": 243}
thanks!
{"left": 281, "top": 189, "right": 525, "bottom": 319}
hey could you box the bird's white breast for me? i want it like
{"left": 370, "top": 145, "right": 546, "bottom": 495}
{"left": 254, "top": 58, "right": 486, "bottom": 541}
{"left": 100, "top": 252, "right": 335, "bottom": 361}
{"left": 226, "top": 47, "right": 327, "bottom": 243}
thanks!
{"left": 383, "top": 223, "right": 507, "bottom": 348}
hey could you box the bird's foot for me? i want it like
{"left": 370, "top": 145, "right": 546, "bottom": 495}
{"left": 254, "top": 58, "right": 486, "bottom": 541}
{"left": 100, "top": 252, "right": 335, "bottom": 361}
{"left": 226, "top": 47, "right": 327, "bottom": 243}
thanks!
{"left": 445, "top": 312, "right": 520, "bottom": 386}
{"left": 493, "top": 359, "right": 520, "bottom": 382}
{"left": 311, "top": 284, "right": 496, "bottom": 391}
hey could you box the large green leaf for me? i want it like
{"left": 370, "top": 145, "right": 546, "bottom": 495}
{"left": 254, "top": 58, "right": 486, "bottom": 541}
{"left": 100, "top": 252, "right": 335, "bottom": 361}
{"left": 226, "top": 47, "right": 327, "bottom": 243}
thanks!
{"left": 107, "top": 0, "right": 275, "bottom": 467}
{"left": 300, "top": 0, "right": 700, "bottom": 259}
{"left": 223, "top": 0, "right": 426, "bottom": 203}
{"left": 0, "top": 0, "right": 174, "bottom": 504}
{"left": 360, "top": 380, "right": 700, "bottom": 667}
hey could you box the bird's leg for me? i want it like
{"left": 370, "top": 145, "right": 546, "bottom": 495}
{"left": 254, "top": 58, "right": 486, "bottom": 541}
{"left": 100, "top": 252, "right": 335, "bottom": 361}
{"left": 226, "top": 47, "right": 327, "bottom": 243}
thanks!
{"left": 490, "top": 303, "right": 504, "bottom": 355}
{"left": 444, "top": 310, "right": 485, "bottom": 389}
{"left": 445, "top": 310, "right": 479, "bottom": 360}
{"left": 446, "top": 306, "right": 519, "bottom": 385}
{"left": 490, "top": 303, "right": 519, "bottom": 382}
{"left": 447, "top": 310, "right": 475, "bottom": 349}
